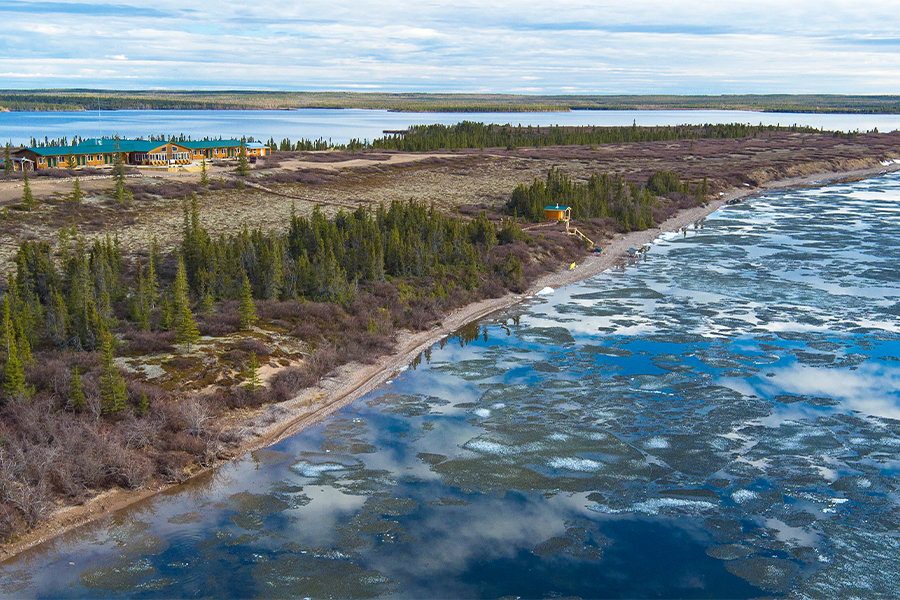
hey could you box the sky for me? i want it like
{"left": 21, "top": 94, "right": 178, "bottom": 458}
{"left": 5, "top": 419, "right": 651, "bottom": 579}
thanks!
{"left": 1, "top": 0, "right": 899, "bottom": 94}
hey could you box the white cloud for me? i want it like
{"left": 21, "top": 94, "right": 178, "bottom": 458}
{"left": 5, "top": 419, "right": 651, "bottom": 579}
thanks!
{"left": 1, "top": 0, "right": 898, "bottom": 92}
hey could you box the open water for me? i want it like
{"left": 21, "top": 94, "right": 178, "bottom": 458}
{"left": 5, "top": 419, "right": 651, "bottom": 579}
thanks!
{"left": 1, "top": 173, "right": 899, "bottom": 598}
{"left": 2, "top": 108, "right": 899, "bottom": 146}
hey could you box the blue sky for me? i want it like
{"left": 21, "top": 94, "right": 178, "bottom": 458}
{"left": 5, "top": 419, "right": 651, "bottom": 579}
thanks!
{"left": 1, "top": 0, "right": 899, "bottom": 93}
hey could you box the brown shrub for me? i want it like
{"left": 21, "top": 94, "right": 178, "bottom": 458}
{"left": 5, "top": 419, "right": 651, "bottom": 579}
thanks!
{"left": 197, "top": 302, "right": 240, "bottom": 336}
{"left": 225, "top": 386, "right": 270, "bottom": 409}
{"left": 153, "top": 451, "right": 193, "bottom": 482}
{"left": 237, "top": 338, "right": 271, "bottom": 356}
{"left": 124, "top": 329, "right": 175, "bottom": 354}
{"left": 269, "top": 367, "right": 315, "bottom": 403}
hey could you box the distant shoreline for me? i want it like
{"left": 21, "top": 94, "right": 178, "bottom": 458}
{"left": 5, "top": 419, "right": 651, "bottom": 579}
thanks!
{"left": 2, "top": 161, "right": 897, "bottom": 564}
{"left": 3, "top": 90, "right": 900, "bottom": 115}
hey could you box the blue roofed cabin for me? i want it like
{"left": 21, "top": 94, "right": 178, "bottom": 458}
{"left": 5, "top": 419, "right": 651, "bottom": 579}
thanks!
{"left": 544, "top": 204, "right": 571, "bottom": 222}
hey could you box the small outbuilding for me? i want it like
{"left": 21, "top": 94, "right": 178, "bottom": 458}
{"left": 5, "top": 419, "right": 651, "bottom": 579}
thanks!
{"left": 544, "top": 204, "right": 571, "bottom": 222}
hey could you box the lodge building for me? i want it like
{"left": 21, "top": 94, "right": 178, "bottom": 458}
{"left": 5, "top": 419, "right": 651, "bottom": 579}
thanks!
{"left": 11, "top": 138, "right": 269, "bottom": 171}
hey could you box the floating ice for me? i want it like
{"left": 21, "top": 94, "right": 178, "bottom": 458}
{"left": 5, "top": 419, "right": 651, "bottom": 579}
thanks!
{"left": 732, "top": 489, "right": 759, "bottom": 504}
{"left": 473, "top": 408, "right": 491, "bottom": 418}
{"left": 645, "top": 436, "right": 670, "bottom": 449}
{"left": 536, "top": 287, "right": 555, "bottom": 296}
{"left": 549, "top": 457, "right": 602, "bottom": 472}
{"left": 630, "top": 497, "right": 717, "bottom": 515}
{"left": 291, "top": 461, "right": 348, "bottom": 477}
{"left": 464, "top": 440, "right": 513, "bottom": 455}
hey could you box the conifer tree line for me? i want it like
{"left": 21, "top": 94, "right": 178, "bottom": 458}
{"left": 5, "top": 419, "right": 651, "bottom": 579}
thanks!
{"left": 367, "top": 121, "right": 824, "bottom": 152}
{"left": 505, "top": 168, "right": 708, "bottom": 232}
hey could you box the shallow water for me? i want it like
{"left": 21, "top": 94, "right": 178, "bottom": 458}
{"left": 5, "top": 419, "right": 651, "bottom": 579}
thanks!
{"left": 2, "top": 174, "right": 899, "bottom": 598}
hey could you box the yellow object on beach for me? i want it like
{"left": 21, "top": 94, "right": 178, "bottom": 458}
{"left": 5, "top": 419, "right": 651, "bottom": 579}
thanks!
{"left": 569, "top": 262, "right": 577, "bottom": 270}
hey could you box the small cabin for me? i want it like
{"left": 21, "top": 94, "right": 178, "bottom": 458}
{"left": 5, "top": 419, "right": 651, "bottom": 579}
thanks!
{"left": 544, "top": 204, "right": 571, "bottom": 222}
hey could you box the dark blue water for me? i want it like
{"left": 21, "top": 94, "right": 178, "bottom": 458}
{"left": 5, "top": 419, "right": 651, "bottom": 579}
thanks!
{"left": 1, "top": 174, "right": 899, "bottom": 598}
{"left": 2, "top": 108, "right": 899, "bottom": 146}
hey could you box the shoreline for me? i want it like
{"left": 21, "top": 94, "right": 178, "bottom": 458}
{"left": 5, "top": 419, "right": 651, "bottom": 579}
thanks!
{"left": 2, "top": 161, "right": 898, "bottom": 563}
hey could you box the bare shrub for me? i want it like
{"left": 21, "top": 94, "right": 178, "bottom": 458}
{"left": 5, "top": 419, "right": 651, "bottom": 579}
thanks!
{"left": 225, "top": 386, "right": 269, "bottom": 409}
{"left": 477, "top": 275, "right": 506, "bottom": 299}
{"left": 237, "top": 338, "right": 270, "bottom": 356}
{"left": 124, "top": 329, "right": 175, "bottom": 354}
{"left": 197, "top": 303, "right": 240, "bottom": 336}
{"left": 154, "top": 451, "right": 192, "bottom": 483}
{"left": 269, "top": 366, "right": 316, "bottom": 402}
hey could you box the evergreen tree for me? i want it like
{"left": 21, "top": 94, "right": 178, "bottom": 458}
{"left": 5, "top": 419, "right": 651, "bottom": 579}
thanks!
{"left": 66, "top": 152, "right": 76, "bottom": 169}
{"left": 3, "top": 143, "right": 11, "bottom": 174}
{"left": 46, "top": 287, "right": 69, "bottom": 347}
{"left": 135, "top": 390, "right": 149, "bottom": 416}
{"left": 69, "top": 366, "right": 86, "bottom": 412}
{"left": 244, "top": 351, "right": 261, "bottom": 391}
{"left": 99, "top": 332, "right": 127, "bottom": 415}
{"left": 22, "top": 168, "right": 34, "bottom": 210}
{"left": 200, "top": 158, "right": 209, "bottom": 188}
{"left": 175, "top": 300, "right": 200, "bottom": 352}
{"left": 72, "top": 177, "right": 83, "bottom": 203}
{"left": 173, "top": 255, "right": 190, "bottom": 322}
{"left": 113, "top": 139, "right": 129, "bottom": 204}
{"left": 236, "top": 143, "right": 249, "bottom": 176}
{"left": 238, "top": 272, "right": 256, "bottom": 329}
{"left": 147, "top": 237, "right": 160, "bottom": 308}
{"left": 0, "top": 296, "right": 10, "bottom": 355}
{"left": 14, "top": 321, "right": 33, "bottom": 366}
{"left": 198, "top": 290, "right": 215, "bottom": 314}
{"left": 2, "top": 328, "right": 26, "bottom": 399}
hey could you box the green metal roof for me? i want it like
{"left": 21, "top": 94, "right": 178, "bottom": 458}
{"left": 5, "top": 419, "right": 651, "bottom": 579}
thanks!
{"left": 544, "top": 205, "right": 570, "bottom": 210}
{"left": 21, "top": 138, "right": 242, "bottom": 157}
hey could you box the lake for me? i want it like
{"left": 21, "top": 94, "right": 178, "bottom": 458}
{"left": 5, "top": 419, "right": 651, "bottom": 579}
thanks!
{"left": 1, "top": 171, "right": 898, "bottom": 597}
{"left": 2, "top": 108, "right": 900, "bottom": 147}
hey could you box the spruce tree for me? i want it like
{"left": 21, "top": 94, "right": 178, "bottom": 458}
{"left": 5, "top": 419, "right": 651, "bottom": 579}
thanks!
{"left": 72, "top": 177, "right": 82, "bottom": 203}
{"left": 175, "top": 300, "right": 200, "bottom": 352}
{"left": 200, "top": 158, "right": 209, "bottom": 188}
{"left": 135, "top": 390, "right": 149, "bottom": 416}
{"left": 238, "top": 272, "right": 256, "bottom": 329}
{"left": 2, "top": 329, "right": 26, "bottom": 399}
{"left": 99, "top": 332, "right": 127, "bottom": 415}
{"left": 173, "top": 255, "right": 190, "bottom": 322}
{"left": 0, "top": 296, "right": 10, "bottom": 357}
{"left": 236, "top": 144, "right": 249, "bottom": 176}
{"left": 160, "top": 293, "right": 172, "bottom": 330}
{"left": 147, "top": 238, "right": 160, "bottom": 308}
{"left": 244, "top": 351, "right": 261, "bottom": 391}
{"left": 113, "top": 139, "right": 128, "bottom": 204}
{"left": 22, "top": 168, "right": 34, "bottom": 210}
{"left": 3, "top": 143, "right": 11, "bottom": 174}
{"left": 14, "top": 321, "right": 32, "bottom": 366}
{"left": 198, "top": 290, "right": 215, "bottom": 314}
{"left": 69, "top": 366, "right": 86, "bottom": 412}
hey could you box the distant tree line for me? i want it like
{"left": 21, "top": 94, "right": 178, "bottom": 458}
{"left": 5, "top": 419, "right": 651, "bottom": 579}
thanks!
{"left": 368, "top": 121, "right": 825, "bottom": 152}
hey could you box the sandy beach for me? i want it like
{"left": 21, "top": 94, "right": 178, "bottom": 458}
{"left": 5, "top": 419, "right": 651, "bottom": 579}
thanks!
{"left": 2, "top": 161, "right": 898, "bottom": 562}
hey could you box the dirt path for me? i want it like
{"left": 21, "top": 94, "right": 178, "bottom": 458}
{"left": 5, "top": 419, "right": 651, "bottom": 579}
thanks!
{"left": 1, "top": 161, "right": 898, "bottom": 563}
